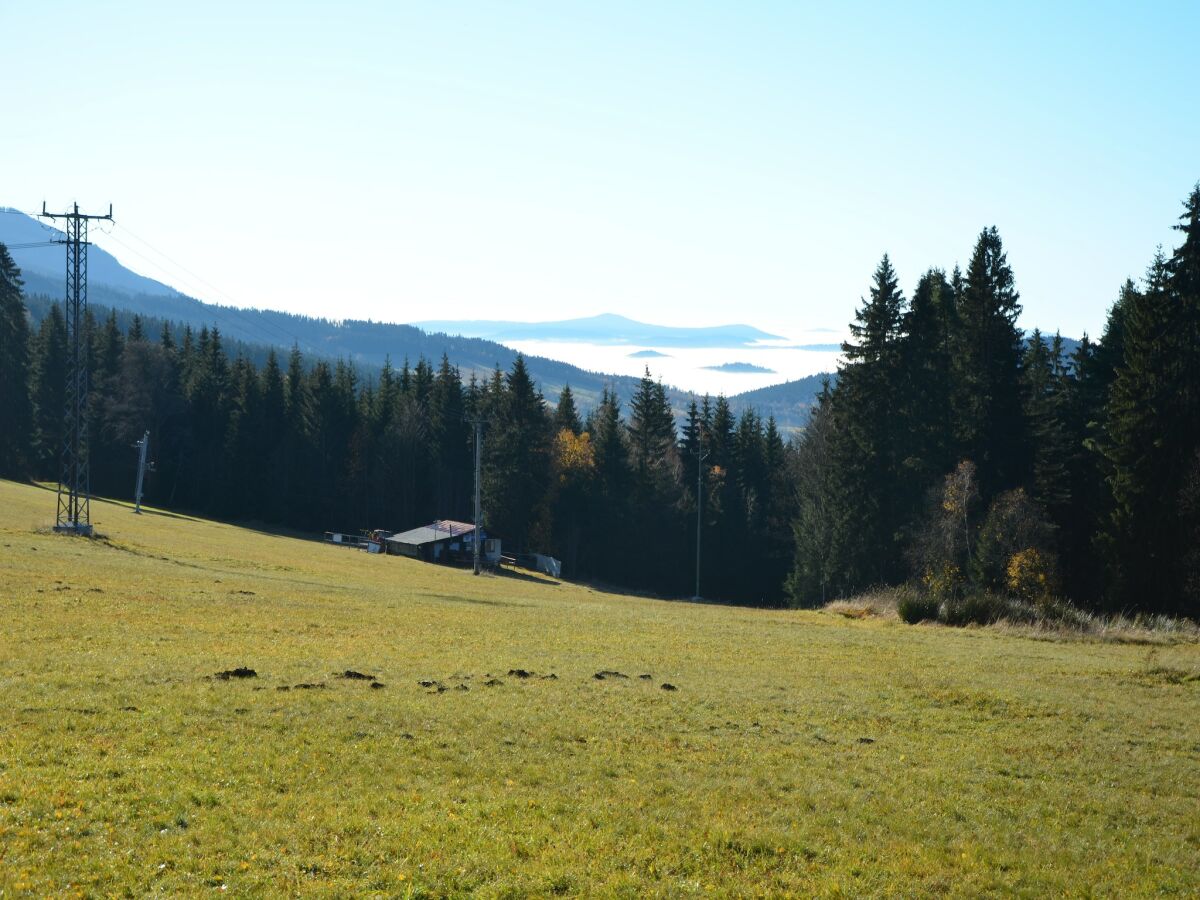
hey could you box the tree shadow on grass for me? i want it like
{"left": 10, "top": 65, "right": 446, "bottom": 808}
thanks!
{"left": 496, "top": 566, "right": 561, "bottom": 587}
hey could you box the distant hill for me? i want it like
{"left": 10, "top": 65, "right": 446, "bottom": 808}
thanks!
{"left": 628, "top": 349, "right": 670, "bottom": 358}
{"left": 704, "top": 362, "right": 776, "bottom": 374}
{"left": 1, "top": 207, "right": 181, "bottom": 300}
{"left": 1, "top": 209, "right": 822, "bottom": 430}
{"left": 411, "top": 312, "right": 785, "bottom": 348}
{"left": 728, "top": 375, "right": 832, "bottom": 432}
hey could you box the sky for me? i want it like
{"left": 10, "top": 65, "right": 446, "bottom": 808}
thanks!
{"left": 3, "top": 1, "right": 1198, "bottom": 341}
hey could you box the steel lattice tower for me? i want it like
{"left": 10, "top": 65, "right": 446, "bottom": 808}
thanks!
{"left": 40, "top": 202, "right": 113, "bottom": 536}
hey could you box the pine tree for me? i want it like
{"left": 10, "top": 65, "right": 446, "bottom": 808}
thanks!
{"left": 107, "top": 331, "right": 188, "bottom": 511}
{"left": 483, "top": 356, "right": 551, "bottom": 552}
{"left": 89, "top": 310, "right": 126, "bottom": 495}
{"left": 787, "top": 383, "right": 842, "bottom": 606}
{"left": 1021, "top": 330, "right": 1071, "bottom": 515}
{"left": 428, "top": 354, "right": 469, "bottom": 518}
{"left": 827, "top": 254, "right": 909, "bottom": 589}
{"left": 0, "top": 243, "right": 33, "bottom": 477}
{"left": 951, "top": 227, "right": 1027, "bottom": 499}
{"left": 1102, "top": 186, "right": 1200, "bottom": 614}
{"left": 626, "top": 370, "right": 682, "bottom": 592}
{"left": 759, "top": 416, "right": 796, "bottom": 603}
{"left": 257, "top": 350, "right": 287, "bottom": 520}
{"left": 553, "top": 384, "right": 582, "bottom": 435}
{"left": 899, "top": 268, "right": 957, "bottom": 487}
{"left": 29, "top": 304, "right": 68, "bottom": 480}
{"left": 588, "top": 388, "right": 630, "bottom": 583}
{"left": 284, "top": 347, "right": 311, "bottom": 523}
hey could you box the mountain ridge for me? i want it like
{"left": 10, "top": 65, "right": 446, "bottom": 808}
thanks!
{"left": 412, "top": 312, "right": 785, "bottom": 347}
{"left": 1, "top": 209, "right": 823, "bottom": 430}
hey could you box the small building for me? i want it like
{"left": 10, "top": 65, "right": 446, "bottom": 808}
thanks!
{"left": 385, "top": 520, "right": 501, "bottom": 566}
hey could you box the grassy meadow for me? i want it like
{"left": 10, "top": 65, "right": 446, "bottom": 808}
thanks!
{"left": 0, "top": 478, "right": 1197, "bottom": 897}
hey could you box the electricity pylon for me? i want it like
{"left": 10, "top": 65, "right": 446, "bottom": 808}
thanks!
{"left": 40, "top": 202, "right": 113, "bottom": 536}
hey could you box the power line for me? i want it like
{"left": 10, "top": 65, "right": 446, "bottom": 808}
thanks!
{"left": 103, "top": 221, "right": 305, "bottom": 348}
{"left": 2, "top": 241, "right": 60, "bottom": 250}
{"left": 93, "top": 226, "right": 295, "bottom": 350}
{"left": 14, "top": 204, "right": 311, "bottom": 355}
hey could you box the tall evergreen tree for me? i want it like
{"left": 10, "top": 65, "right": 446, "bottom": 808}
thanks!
{"left": 951, "top": 227, "right": 1027, "bottom": 499}
{"left": 428, "top": 354, "right": 469, "bottom": 518}
{"left": 29, "top": 304, "right": 68, "bottom": 480}
{"left": 1021, "top": 330, "right": 1071, "bottom": 516}
{"left": 588, "top": 388, "right": 630, "bottom": 583}
{"left": 553, "top": 384, "right": 582, "bottom": 435}
{"left": 787, "top": 383, "right": 842, "bottom": 606}
{"left": 0, "top": 243, "right": 33, "bottom": 477}
{"left": 483, "top": 356, "right": 551, "bottom": 551}
{"left": 1102, "top": 186, "right": 1200, "bottom": 614}
{"left": 898, "top": 268, "right": 957, "bottom": 490}
{"left": 827, "top": 254, "right": 909, "bottom": 589}
{"left": 626, "top": 370, "right": 682, "bottom": 592}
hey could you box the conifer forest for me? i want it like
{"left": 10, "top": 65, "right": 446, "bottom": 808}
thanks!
{"left": 1, "top": 186, "right": 1198, "bottom": 617}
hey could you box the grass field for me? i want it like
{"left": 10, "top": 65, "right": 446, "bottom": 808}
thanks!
{"left": 1, "top": 478, "right": 1197, "bottom": 897}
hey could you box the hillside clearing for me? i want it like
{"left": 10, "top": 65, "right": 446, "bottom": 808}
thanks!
{"left": 0, "top": 479, "right": 1197, "bottom": 896}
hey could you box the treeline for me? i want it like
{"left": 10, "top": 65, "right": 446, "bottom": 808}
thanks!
{"left": 2, "top": 186, "right": 1197, "bottom": 616}
{"left": 789, "top": 186, "right": 1200, "bottom": 618}
{"left": 0, "top": 252, "right": 794, "bottom": 602}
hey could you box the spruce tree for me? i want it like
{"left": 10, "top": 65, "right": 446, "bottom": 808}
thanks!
{"left": 899, "top": 268, "right": 957, "bottom": 487}
{"left": 0, "top": 243, "right": 33, "bottom": 477}
{"left": 787, "top": 383, "right": 842, "bottom": 605}
{"left": 428, "top": 354, "right": 469, "bottom": 518}
{"left": 483, "top": 356, "right": 551, "bottom": 552}
{"left": 29, "top": 304, "right": 68, "bottom": 480}
{"left": 589, "top": 388, "right": 631, "bottom": 583}
{"left": 1021, "top": 330, "right": 1071, "bottom": 515}
{"left": 553, "top": 384, "right": 582, "bottom": 435}
{"left": 827, "top": 254, "right": 908, "bottom": 589}
{"left": 952, "top": 227, "right": 1027, "bottom": 500}
{"left": 1102, "top": 186, "right": 1200, "bottom": 614}
{"left": 759, "top": 416, "right": 796, "bottom": 603}
{"left": 626, "top": 370, "right": 681, "bottom": 592}
{"left": 89, "top": 310, "right": 126, "bottom": 494}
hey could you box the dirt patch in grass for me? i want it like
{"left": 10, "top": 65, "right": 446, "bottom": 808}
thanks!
{"left": 213, "top": 667, "right": 257, "bottom": 680}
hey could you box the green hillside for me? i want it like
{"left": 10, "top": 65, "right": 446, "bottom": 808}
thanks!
{"left": 0, "top": 479, "right": 1196, "bottom": 896}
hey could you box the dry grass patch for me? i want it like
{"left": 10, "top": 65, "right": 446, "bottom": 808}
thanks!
{"left": 825, "top": 587, "right": 1199, "bottom": 645}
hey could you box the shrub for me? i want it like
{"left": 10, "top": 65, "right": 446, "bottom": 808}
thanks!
{"left": 921, "top": 563, "right": 964, "bottom": 601}
{"left": 897, "top": 591, "right": 939, "bottom": 624}
{"left": 974, "top": 489, "right": 1057, "bottom": 590}
{"left": 1006, "top": 547, "right": 1057, "bottom": 603}
{"left": 940, "top": 591, "right": 1028, "bottom": 627}
{"left": 907, "top": 462, "right": 980, "bottom": 588}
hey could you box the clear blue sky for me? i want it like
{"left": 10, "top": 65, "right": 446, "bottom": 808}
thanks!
{"left": 4, "top": 1, "right": 1197, "bottom": 339}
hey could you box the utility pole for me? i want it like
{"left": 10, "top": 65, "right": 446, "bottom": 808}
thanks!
{"left": 40, "top": 202, "right": 113, "bottom": 536}
{"left": 133, "top": 431, "right": 151, "bottom": 514}
{"left": 472, "top": 417, "right": 483, "bottom": 575}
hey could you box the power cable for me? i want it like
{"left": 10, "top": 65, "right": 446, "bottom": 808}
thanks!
{"left": 90, "top": 228, "right": 289, "bottom": 349}
{"left": 10, "top": 205, "right": 310, "bottom": 353}
{"left": 104, "top": 221, "right": 306, "bottom": 348}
